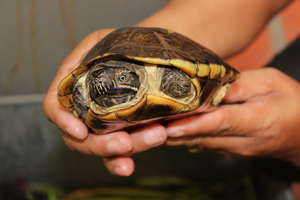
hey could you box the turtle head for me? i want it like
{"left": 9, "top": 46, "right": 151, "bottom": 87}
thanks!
{"left": 87, "top": 60, "right": 140, "bottom": 107}
{"left": 160, "top": 67, "right": 192, "bottom": 99}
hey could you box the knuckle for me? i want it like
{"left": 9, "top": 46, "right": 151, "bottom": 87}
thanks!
{"left": 93, "top": 30, "right": 106, "bottom": 40}
{"left": 88, "top": 141, "right": 102, "bottom": 156}
{"left": 264, "top": 67, "right": 282, "bottom": 78}
{"left": 264, "top": 68, "right": 284, "bottom": 84}
{"left": 239, "top": 147, "right": 257, "bottom": 158}
{"left": 118, "top": 138, "right": 133, "bottom": 154}
{"left": 81, "top": 29, "right": 113, "bottom": 46}
{"left": 89, "top": 136, "right": 114, "bottom": 156}
{"left": 149, "top": 124, "right": 168, "bottom": 143}
{"left": 99, "top": 132, "right": 132, "bottom": 156}
{"left": 257, "top": 68, "right": 282, "bottom": 90}
{"left": 261, "top": 129, "right": 283, "bottom": 154}
{"left": 216, "top": 107, "right": 235, "bottom": 135}
{"left": 94, "top": 29, "right": 114, "bottom": 39}
{"left": 89, "top": 30, "right": 104, "bottom": 39}
{"left": 238, "top": 133, "right": 280, "bottom": 158}
{"left": 234, "top": 139, "right": 261, "bottom": 158}
{"left": 189, "top": 137, "right": 202, "bottom": 147}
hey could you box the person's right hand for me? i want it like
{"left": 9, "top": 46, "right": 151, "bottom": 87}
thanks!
{"left": 43, "top": 29, "right": 167, "bottom": 176}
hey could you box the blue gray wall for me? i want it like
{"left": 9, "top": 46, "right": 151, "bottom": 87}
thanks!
{"left": 1, "top": 0, "right": 167, "bottom": 95}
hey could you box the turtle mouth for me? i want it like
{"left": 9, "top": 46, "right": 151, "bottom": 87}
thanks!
{"left": 95, "top": 86, "right": 138, "bottom": 107}
{"left": 109, "top": 86, "right": 138, "bottom": 94}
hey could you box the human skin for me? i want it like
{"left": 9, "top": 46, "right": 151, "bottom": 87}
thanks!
{"left": 43, "top": 0, "right": 298, "bottom": 176}
{"left": 166, "top": 69, "right": 300, "bottom": 165}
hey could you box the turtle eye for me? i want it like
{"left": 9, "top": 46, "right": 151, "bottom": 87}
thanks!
{"left": 115, "top": 69, "right": 140, "bottom": 88}
{"left": 118, "top": 72, "right": 129, "bottom": 83}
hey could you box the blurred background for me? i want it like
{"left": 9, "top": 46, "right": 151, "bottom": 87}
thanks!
{"left": 0, "top": 0, "right": 300, "bottom": 199}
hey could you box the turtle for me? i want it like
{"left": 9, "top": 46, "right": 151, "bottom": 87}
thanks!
{"left": 57, "top": 27, "right": 239, "bottom": 134}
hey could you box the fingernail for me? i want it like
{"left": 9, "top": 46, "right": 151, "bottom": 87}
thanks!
{"left": 107, "top": 139, "right": 130, "bottom": 154}
{"left": 144, "top": 130, "right": 165, "bottom": 146}
{"left": 114, "top": 165, "right": 130, "bottom": 176}
{"left": 166, "top": 128, "right": 185, "bottom": 137}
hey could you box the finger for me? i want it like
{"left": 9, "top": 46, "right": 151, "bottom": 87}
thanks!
{"left": 44, "top": 95, "right": 88, "bottom": 139}
{"left": 166, "top": 136, "right": 254, "bottom": 157}
{"left": 129, "top": 123, "right": 167, "bottom": 154}
{"left": 103, "top": 156, "right": 135, "bottom": 176}
{"left": 224, "top": 68, "right": 280, "bottom": 103}
{"left": 166, "top": 102, "right": 269, "bottom": 138}
{"left": 43, "top": 29, "right": 113, "bottom": 139}
{"left": 63, "top": 131, "right": 133, "bottom": 157}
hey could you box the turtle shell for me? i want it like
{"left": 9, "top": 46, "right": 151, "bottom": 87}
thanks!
{"left": 58, "top": 27, "right": 239, "bottom": 134}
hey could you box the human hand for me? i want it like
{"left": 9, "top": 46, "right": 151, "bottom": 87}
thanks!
{"left": 43, "top": 29, "right": 167, "bottom": 176}
{"left": 164, "top": 68, "right": 300, "bottom": 166}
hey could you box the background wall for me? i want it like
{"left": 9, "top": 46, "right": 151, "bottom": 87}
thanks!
{"left": 227, "top": 1, "right": 300, "bottom": 69}
{"left": 0, "top": 0, "right": 167, "bottom": 95}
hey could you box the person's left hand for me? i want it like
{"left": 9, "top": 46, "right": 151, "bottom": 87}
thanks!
{"left": 133, "top": 68, "right": 300, "bottom": 166}
{"left": 43, "top": 29, "right": 168, "bottom": 177}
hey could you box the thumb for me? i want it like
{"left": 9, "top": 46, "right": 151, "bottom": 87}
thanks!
{"left": 166, "top": 101, "right": 264, "bottom": 138}
{"left": 224, "top": 68, "right": 279, "bottom": 103}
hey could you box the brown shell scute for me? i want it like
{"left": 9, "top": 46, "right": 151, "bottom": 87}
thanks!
{"left": 83, "top": 27, "right": 225, "bottom": 66}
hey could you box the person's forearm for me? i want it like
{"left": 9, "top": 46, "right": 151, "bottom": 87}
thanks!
{"left": 137, "top": 0, "right": 292, "bottom": 58}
